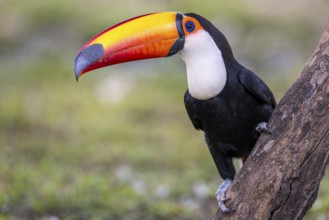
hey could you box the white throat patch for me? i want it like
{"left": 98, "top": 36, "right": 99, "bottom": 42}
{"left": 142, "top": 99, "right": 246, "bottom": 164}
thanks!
{"left": 179, "top": 30, "right": 227, "bottom": 100}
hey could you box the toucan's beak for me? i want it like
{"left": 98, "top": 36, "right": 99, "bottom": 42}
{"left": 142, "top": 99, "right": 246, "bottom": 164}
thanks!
{"left": 74, "top": 12, "right": 184, "bottom": 81}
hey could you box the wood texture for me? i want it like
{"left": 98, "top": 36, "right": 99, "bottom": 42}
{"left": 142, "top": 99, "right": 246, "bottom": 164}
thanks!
{"left": 213, "top": 23, "right": 329, "bottom": 220}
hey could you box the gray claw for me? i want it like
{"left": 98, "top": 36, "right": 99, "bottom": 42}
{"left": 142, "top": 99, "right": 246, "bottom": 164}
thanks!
{"left": 256, "top": 122, "right": 271, "bottom": 134}
{"left": 215, "top": 179, "right": 234, "bottom": 213}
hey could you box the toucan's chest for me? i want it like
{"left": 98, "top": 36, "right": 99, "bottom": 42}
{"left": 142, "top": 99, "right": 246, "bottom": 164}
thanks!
{"left": 184, "top": 80, "right": 262, "bottom": 148}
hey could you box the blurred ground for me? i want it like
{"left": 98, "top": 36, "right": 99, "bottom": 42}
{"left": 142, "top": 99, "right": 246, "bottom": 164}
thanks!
{"left": 0, "top": 0, "right": 328, "bottom": 219}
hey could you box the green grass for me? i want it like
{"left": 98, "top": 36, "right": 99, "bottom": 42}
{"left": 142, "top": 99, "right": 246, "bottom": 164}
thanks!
{"left": 0, "top": 65, "right": 220, "bottom": 219}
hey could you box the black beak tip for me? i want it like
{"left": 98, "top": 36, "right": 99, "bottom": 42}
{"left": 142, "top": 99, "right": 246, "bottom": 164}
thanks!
{"left": 74, "top": 58, "right": 81, "bottom": 82}
{"left": 74, "top": 43, "right": 105, "bottom": 82}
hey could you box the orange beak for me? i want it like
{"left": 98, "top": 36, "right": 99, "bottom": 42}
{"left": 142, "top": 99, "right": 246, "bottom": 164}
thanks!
{"left": 74, "top": 12, "right": 184, "bottom": 80}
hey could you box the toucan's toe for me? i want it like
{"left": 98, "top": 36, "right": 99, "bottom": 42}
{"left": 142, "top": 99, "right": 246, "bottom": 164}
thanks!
{"left": 215, "top": 179, "right": 234, "bottom": 213}
{"left": 256, "top": 122, "right": 271, "bottom": 134}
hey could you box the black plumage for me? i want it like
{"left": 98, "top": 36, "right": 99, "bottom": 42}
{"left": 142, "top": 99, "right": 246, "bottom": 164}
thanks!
{"left": 183, "top": 13, "right": 276, "bottom": 180}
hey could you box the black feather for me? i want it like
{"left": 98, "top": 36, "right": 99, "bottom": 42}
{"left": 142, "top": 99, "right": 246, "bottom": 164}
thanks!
{"left": 183, "top": 13, "right": 276, "bottom": 180}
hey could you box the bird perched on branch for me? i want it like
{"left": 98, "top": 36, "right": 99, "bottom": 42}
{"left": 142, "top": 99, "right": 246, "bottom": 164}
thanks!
{"left": 74, "top": 12, "right": 276, "bottom": 212}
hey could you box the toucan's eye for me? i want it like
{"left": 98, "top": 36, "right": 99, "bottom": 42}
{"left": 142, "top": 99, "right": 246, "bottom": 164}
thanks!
{"left": 185, "top": 21, "right": 196, "bottom": 33}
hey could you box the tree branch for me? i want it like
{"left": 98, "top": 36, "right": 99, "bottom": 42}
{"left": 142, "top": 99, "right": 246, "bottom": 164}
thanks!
{"left": 213, "top": 22, "right": 329, "bottom": 220}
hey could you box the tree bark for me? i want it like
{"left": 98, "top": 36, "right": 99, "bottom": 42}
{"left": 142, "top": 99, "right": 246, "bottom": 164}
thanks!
{"left": 213, "top": 22, "right": 329, "bottom": 220}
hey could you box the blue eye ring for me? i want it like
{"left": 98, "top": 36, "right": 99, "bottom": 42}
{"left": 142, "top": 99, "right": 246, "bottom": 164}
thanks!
{"left": 185, "top": 21, "right": 195, "bottom": 33}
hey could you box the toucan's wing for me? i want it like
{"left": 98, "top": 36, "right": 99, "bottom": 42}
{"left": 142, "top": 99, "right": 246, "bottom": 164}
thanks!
{"left": 238, "top": 68, "right": 276, "bottom": 108}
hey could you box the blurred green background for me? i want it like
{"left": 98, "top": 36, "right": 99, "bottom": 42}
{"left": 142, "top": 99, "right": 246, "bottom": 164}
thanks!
{"left": 1, "top": 0, "right": 328, "bottom": 219}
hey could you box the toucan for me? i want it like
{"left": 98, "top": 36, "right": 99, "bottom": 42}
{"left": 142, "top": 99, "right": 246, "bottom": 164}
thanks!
{"left": 74, "top": 12, "right": 276, "bottom": 212}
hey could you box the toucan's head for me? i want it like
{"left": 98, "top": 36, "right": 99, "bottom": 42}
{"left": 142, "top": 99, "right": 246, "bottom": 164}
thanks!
{"left": 75, "top": 12, "right": 234, "bottom": 80}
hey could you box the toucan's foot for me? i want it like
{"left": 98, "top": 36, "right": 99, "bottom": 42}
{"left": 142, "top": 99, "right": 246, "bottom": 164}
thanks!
{"left": 256, "top": 122, "right": 271, "bottom": 134}
{"left": 215, "top": 179, "right": 234, "bottom": 213}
